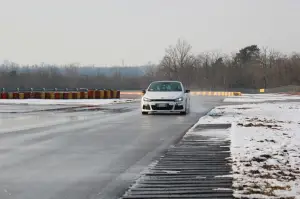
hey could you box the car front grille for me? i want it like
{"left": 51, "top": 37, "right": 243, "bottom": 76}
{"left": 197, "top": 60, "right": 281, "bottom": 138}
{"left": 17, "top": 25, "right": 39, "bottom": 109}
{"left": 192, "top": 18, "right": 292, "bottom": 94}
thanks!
{"left": 151, "top": 105, "right": 173, "bottom": 110}
{"left": 150, "top": 99, "right": 175, "bottom": 102}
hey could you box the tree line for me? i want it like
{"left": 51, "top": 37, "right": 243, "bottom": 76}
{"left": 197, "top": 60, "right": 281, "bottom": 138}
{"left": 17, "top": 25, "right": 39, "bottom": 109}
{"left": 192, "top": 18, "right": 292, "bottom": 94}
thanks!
{"left": 1, "top": 40, "right": 300, "bottom": 90}
{"left": 145, "top": 40, "right": 300, "bottom": 90}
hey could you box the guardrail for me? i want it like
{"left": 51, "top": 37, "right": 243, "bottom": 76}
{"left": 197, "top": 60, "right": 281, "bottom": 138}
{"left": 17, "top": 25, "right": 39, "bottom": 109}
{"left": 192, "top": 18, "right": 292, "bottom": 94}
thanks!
{"left": 0, "top": 89, "right": 120, "bottom": 99}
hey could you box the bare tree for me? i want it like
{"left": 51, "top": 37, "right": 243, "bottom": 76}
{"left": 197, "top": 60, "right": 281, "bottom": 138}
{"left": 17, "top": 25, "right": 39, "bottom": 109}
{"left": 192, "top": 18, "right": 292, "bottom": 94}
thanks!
{"left": 159, "top": 39, "right": 195, "bottom": 86}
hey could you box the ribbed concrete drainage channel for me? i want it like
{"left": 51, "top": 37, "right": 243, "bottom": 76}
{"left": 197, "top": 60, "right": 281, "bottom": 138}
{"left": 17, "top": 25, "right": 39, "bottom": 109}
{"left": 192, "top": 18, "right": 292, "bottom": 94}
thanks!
{"left": 121, "top": 124, "right": 233, "bottom": 199}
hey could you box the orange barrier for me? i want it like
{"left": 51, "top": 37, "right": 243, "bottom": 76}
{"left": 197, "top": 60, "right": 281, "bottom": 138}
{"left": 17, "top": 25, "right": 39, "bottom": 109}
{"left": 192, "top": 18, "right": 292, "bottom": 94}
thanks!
{"left": 50, "top": 92, "right": 55, "bottom": 99}
{"left": 63, "top": 92, "right": 69, "bottom": 99}
{"left": 30, "top": 92, "right": 35, "bottom": 98}
{"left": 121, "top": 92, "right": 143, "bottom": 95}
{"left": 55, "top": 92, "right": 60, "bottom": 99}
{"left": 108, "top": 90, "right": 112, "bottom": 99}
{"left": 191, "top": 91, "right": 240, "bottom": 96}
{"left": 45, "top": 92, "right": 51, "bottom": 99}
{"left": 33, "top": 92, "right": 40, "bottom": 99}
{"left": 80, "top": 91, "right": 88, "bottom": 99}
{"left": 0, "top": 90, "right": 120, "bottom": 99}
{"left": 24, "top": 92, "right": 31, "bottom": 99}
{"left": 8, "top": 92, "right": 13, "bottom": 99}
{"left": 45, "top": 92, "right": 55, "bottom": 99}
{"left": 88, "top": 90, "right": 95, "bottom": 99}
{"left": 100, "top": 90, "right": 104, "bottom": 99}
{"left": 72, "top": 92, "right": 79, "bottom": 99}
{"left": 41, "top": 92, "right": 45, "bottom": 99}
{"left": 120, "top": 91, "right": 242, "bottom": 97}
{"left": 0, "top": 92, "right": 7, "bottom": 99}
{"left": 233, "top": 92, "right": 242, "bottom": 96}
{"left": 13, "top": 92, "right": 19, "bottom": 99}
{"left": 103, "top": 90, "right": 107, "bottom": 99}
{"left": 19, "top": 93, "right": 24, "bottom": 99}
{"left": 287, "top": 92, "right": 300, "bottom": 95}
{"left": 112, "top": 90, "right": 118, "bottom": 98}
{"left": 95, "top": 90, "right": 101, "bottom": 99}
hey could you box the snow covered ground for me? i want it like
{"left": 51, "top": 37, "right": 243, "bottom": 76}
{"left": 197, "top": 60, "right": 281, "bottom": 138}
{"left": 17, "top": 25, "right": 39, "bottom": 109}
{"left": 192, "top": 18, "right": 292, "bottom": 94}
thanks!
{"left": 0, "top": 99, "right": 137, "bottom": 106}
{"left": 189, "top": 96, "right": 300, "bottom": 198}
{"left": 224, "top": 93, "right": 300, "bottom": 103}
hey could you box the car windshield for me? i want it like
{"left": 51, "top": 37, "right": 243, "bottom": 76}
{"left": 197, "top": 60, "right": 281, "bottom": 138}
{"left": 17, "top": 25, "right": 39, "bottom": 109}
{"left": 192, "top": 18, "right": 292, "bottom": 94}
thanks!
{"left": 148, "top": 82, "right": 182, "bottom": 92}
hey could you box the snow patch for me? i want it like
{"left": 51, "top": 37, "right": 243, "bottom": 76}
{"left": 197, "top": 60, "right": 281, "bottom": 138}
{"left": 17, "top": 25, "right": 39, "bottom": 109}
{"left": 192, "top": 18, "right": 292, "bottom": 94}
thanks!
{"left": 214, "top": 174, "right": 233, "bottom": 178}
{"left": 162, "top": 170, "right": 180, "bottom": 174}
{"left": 224, "top": 93, "right": 300, "bottom": 103}
{"left": 213, "top": 188, "right": 233, "bottom": 191}
{"left": 203, "top": 101, "right": 300, "bottom": 198}
{"left": 0, "top": 99, "right": 137, "bottom": 106}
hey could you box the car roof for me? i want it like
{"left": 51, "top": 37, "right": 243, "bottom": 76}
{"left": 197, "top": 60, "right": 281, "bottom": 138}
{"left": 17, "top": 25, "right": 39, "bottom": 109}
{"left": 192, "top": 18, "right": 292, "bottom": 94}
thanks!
{"left": 151, "top": 81, "right": 182, "bottom": 83}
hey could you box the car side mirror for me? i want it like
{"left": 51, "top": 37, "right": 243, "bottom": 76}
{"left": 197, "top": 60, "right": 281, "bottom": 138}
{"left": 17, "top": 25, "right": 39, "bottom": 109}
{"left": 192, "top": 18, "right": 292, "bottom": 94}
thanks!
{"left": 142, "top": 90, "right": 146, "bottom": 94}
{"left": 185, "top": 89, "right": 190, "bottom": 93}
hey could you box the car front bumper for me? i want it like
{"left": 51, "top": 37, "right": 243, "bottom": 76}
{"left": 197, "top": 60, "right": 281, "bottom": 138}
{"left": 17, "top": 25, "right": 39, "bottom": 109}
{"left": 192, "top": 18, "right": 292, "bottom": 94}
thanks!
{"left": 141, "top": 101, "right": 186, "bottom": 113}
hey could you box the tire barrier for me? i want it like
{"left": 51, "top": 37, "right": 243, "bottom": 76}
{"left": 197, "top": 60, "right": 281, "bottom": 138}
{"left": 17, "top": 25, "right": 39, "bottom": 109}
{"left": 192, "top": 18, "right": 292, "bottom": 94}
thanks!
{"left": 88, "top": 90, "right": 95, "bottom": 99}
{"left": 94, "top": 90, "right": 101, "bottom": 99}
{"left": 104, "top": 90, "right": 109, "bottom": 99}
{"left": 1, "top": 90, "right": 240, "bottom": 99}
{"left": 41, "top": 92, "right": 46, "bottom": 99}
{"left": 191, "top": 91, "right": 242, "bottom": 96}
{"left": 112, "top": 90, "right": 118, "bottom": 99}
{"left": 24, "top": 92, "right": 31, "bottom": 99}
{"left": 13, "top": 92, "right": 19, "bottom": 99}
{"left": 107, "top": 90, "right": 112, "bottom": 99}
{"left": 19, "top": 93, "right": 24, "bottom": 99}
{"left": 8, "top": 92, "right": 13, "bottom": 99}
{"left": 0, "top": 89, "right": 120, "bottom": 99}
{"left": 0, "top": 92, "right": 7, "bottom": 99}
{"left": 121, "top": 91, "right": 242, "bottom": 96}
{"left": 80, "top": 91, "right": 88, "bottom": 99}
{"left": 100, "top": 90, "right": 105, "bottom": 99}
{"left": 55, "top": 92, "right": 63, "bottom": 99}
{"left": 45, "top": 92, "right": 51, "bottom": 99}
{"left": 285, "top": 92, "right": 300, "bottom": 95}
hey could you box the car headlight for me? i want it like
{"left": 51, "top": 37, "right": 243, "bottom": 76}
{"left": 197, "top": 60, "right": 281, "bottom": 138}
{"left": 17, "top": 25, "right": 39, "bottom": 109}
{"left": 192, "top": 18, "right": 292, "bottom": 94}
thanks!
{"left": 143, "top": 97, "right": 151, "bottom": 102}
{"left": 175, "top": 97, "right": 184, "bottom": 102}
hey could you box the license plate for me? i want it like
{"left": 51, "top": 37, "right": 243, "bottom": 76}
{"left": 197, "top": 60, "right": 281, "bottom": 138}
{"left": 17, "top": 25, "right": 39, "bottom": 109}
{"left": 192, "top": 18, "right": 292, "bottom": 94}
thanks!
{"left": 157, "top": 103, "right": 167, "bottom": 107}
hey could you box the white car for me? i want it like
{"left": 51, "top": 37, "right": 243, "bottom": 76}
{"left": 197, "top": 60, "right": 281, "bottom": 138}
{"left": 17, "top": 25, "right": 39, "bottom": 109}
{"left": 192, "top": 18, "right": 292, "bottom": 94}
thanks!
{"left": 141, "top": 81, "right": 191, "bottom": 115}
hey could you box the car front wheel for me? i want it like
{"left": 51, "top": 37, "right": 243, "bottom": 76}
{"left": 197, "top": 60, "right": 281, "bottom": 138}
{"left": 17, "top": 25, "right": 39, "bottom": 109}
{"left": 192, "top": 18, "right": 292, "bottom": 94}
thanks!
{"left": 180, "top": 111, "right": 186, "bottom": 115}
{"left": 142, "top": 112, "right": 148, "bottom": 115}
{"left": 180, "top": 102, "right": 188, "bottom": 115}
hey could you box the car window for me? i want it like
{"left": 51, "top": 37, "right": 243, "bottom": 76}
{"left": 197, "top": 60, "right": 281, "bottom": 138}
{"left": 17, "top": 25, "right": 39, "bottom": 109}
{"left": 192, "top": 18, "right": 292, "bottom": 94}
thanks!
{"left": 148, "top": 82, "right": 182, "bottom": 92}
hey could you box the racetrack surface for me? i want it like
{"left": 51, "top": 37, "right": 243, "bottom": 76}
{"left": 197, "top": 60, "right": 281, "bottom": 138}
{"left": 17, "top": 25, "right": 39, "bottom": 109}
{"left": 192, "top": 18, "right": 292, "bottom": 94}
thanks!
{"left": 0, "top": 96, "right": 224, "bottom": 199}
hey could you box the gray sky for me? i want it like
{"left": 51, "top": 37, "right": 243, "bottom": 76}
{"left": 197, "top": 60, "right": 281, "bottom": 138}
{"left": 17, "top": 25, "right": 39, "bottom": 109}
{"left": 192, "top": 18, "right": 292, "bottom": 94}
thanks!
{"left": 0, "top": 0, "right": 300, "bottom": 66}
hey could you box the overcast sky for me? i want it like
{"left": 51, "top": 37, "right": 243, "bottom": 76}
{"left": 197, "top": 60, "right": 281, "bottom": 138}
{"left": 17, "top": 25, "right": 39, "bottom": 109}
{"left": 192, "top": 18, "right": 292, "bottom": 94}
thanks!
{"left": 0, "top": 0, "right": 300, "bottom": 66}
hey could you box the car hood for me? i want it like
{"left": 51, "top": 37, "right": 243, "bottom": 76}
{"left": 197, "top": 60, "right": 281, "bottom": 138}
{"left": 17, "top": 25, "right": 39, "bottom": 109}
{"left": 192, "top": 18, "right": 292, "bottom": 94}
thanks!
{"left": 144, "top": 92, "right": 183, "bottom": 100}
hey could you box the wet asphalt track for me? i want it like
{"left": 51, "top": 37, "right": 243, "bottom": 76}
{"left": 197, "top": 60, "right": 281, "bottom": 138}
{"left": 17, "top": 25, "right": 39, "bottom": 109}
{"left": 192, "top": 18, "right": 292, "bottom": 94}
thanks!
{"left": 0, "top": 96, "right": 225, "bottom": 199}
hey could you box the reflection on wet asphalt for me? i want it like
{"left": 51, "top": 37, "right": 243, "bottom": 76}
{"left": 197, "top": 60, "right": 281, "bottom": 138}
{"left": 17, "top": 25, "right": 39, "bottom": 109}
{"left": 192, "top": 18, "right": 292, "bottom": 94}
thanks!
{"left": 0, "top": 104, "right": 134, "bottom": 114}
{"left": 0, "top": 96, "right": 225, "bottom": 199}
{"left": 0, "top": 104, "right": 75, "bottom": 113}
